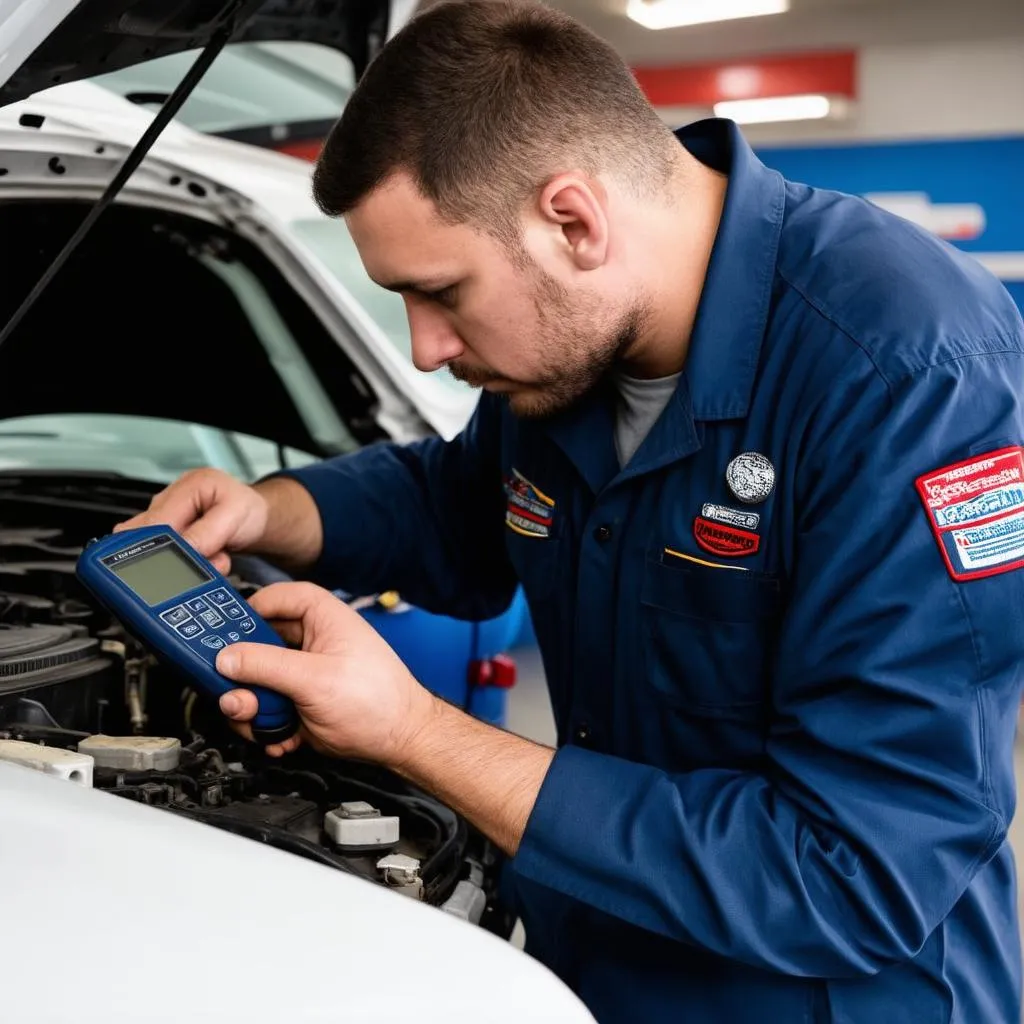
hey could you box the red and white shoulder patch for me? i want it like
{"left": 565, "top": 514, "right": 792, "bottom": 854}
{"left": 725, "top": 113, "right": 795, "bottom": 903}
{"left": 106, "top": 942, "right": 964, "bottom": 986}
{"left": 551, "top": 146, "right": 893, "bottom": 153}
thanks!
{"left": 915, "top": 445, "right": 1024, "bottom": 581}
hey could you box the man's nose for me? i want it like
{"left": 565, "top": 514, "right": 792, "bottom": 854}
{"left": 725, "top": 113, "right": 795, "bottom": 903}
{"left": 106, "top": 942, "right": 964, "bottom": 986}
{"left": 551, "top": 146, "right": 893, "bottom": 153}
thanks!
{"left": 405, "top": 298, "right": 465, "bottom": 372}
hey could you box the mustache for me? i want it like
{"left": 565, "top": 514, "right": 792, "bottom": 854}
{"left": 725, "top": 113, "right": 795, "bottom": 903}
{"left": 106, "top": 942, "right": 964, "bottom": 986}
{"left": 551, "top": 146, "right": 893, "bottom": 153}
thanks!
{"left": 446, "top": 362, "right": 510, "bottom": 387}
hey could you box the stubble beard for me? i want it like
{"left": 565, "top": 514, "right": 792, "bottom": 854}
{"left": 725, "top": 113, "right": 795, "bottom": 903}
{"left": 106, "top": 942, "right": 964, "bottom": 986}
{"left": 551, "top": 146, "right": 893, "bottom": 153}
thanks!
{"left": 446, "top": 260, "right": 651, "bottom": 419}
{"left": 505, "top": 268, "right": 649, "bottom": 419}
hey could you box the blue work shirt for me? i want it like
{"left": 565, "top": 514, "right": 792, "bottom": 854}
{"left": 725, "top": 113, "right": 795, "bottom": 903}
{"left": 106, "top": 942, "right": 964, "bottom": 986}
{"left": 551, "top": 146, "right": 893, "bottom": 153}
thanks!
{"left": 284, "top": 119, "right": 1024, "bottom": 1023}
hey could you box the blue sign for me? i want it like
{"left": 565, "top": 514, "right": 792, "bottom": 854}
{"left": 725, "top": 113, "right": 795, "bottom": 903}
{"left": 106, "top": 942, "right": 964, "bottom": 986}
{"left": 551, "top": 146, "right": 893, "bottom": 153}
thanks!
{"left": 754, "top": 136, "right": 1024, "bottom": 315}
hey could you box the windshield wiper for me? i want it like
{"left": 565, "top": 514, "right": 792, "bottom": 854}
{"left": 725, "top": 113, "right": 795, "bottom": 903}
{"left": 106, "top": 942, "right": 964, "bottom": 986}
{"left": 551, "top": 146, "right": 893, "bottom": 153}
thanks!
{"left": 0, "top": 0, "right": 247, "bottom": 351}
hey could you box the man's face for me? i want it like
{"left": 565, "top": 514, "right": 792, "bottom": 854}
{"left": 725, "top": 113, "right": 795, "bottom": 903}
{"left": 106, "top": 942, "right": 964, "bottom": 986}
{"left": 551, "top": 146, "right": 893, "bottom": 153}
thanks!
{"left": 345, "top": 171, "right": 645, "bottom": 418}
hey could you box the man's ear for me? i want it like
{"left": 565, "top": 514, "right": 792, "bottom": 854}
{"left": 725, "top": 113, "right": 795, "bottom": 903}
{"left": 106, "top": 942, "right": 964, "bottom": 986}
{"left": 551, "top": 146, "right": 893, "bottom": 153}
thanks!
{"left": 537, "top": 173, "right": 610, "bottom": 271}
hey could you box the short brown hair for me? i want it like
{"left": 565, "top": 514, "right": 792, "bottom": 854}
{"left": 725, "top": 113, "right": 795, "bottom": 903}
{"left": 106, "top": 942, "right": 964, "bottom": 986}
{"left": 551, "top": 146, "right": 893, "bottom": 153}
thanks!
{"left": 311, "top": 0, "right": 676, "bottom": 246}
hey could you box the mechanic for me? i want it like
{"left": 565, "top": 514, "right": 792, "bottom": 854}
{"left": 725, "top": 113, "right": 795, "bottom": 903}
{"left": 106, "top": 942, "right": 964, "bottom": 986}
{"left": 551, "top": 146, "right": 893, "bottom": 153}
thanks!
{"left": 117, "top": 2, "right": 1024, "bottom": 1021}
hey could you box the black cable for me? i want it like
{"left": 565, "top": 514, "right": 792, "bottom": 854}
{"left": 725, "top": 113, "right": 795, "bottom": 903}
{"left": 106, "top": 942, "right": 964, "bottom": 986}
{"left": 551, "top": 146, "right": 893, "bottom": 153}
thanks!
{"left": 3, "top": 722, "right": 89, "bottom": 743}
{"left": 165, "top": 804, "right": 362, "bottom": 877}
{"left": 0, "top": 5, "right": 242, "bottom": 351}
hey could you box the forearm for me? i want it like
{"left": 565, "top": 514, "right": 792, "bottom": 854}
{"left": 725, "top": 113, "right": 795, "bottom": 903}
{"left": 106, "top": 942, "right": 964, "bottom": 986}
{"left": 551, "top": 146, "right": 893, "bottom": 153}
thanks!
{"left": 250, "top": 476, "right": 324, "bottom": 571}
{"left": 395, "top": 696, "right": 555, "bottom": 856}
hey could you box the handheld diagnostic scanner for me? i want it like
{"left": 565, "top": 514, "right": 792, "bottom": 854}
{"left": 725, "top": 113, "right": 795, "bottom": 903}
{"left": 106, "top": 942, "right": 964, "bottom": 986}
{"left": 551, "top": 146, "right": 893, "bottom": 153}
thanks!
{"left": 76, "top": 525, "right": 299, "bottom": 746}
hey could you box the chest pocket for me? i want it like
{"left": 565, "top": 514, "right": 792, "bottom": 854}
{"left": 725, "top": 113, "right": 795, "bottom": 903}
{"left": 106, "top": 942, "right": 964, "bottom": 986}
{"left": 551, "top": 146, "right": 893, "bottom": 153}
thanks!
{"left": 641, "top": 553, "right": 783, "bottom": 725}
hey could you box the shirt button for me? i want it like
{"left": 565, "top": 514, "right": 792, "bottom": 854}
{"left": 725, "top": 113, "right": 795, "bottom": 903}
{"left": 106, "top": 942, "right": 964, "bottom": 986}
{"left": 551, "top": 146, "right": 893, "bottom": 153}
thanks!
{"left": 593, "top": 524, "right": 613, "bottom": 543}
{"left": 575, "top": 722, "right": 591, "bottom": 744}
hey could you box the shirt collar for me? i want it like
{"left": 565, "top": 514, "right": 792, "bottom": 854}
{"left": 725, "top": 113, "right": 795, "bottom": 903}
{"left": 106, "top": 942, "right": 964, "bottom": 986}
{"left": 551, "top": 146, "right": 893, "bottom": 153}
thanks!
{"left": 677, "top": 118, "right": 786, "bottom": 422}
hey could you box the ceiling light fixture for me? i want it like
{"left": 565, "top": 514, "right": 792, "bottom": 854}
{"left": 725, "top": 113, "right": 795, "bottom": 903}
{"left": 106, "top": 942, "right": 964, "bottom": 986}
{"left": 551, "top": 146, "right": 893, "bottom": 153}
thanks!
{"left": 714, "top": 93, "right": 833, "bottom": 124}
{"left": 626, "top": 0, "right": 789, "bottom": 31}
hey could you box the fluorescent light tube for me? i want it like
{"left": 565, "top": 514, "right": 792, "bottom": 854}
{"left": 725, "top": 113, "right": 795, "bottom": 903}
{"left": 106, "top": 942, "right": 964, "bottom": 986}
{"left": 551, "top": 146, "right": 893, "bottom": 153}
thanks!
{"left": 626, "top": 0, "right": 789, "bottom": 30}
{"left": 714, "top": 94, "right": 833, "bottom": 124}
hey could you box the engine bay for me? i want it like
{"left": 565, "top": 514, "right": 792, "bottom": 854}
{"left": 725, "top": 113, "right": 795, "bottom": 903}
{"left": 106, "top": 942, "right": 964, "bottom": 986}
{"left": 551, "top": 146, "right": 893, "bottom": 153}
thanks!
{"left": 0, "top": 471, "right": 511, "bottom": 935}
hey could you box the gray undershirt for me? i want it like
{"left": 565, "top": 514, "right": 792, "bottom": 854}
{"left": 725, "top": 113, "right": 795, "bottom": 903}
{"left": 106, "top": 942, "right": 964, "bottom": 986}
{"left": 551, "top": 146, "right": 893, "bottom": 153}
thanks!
{"left": 613, "top": 370, "right": 682, "bottom": 468}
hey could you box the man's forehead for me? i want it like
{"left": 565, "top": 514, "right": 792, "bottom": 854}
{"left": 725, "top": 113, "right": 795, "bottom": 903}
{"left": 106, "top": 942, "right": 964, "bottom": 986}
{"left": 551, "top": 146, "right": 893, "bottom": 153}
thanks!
{"left": 345, "top": 172, "right": 480, "bottom": 287}
{"left": 346, "top": 170, "right": 458, "bottom": 244}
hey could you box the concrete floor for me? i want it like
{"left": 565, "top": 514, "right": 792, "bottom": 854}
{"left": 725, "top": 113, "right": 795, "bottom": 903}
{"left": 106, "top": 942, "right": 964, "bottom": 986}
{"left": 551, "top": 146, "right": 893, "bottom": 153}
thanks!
{"left": 505, "top": 644, "right": 1024, "bottom": 964}
{"left": 505, "top": 644, "right": 557, "bottom": 748}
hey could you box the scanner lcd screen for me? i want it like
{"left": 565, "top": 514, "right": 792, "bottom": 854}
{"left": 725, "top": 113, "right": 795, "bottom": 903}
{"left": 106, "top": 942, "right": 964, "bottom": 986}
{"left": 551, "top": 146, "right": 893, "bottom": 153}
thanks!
{"left": 109, "top": 543, "right": 210, "bottom": 606}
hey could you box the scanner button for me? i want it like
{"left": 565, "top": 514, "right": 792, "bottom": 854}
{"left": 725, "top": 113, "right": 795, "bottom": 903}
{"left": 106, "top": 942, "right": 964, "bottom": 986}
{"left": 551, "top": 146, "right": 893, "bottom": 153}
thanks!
{"left": 238, "top": 617, "right": 256, "bottom": 634}
{"left": 177, "top": 620, "right": 204, "bottom": 639}
{"left": 201, "top": 635, "right": 226, "bottom": 650}
{"left": 186, "top": 597, "right": 210, "bottom": 614}
{"left": 207, "top": 588, "right": 233, "bottom": 606}
{"left": 161, "top": 606, "right": 191, "bottom": 628}
{"left": 199, "top": 609, "right": 224, "bottom": 627}
{"left": 222, "top": 602, "right": 245, "bottom": 620}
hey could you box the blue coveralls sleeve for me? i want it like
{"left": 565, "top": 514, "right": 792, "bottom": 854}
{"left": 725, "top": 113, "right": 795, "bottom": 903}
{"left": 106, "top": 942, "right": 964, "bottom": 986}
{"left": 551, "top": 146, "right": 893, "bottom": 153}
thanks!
{"left": 514, "top": 346, "right": 1024, "bottom": 976}
{"left": 275, "top": 393, "right": 517, "bottom": 621}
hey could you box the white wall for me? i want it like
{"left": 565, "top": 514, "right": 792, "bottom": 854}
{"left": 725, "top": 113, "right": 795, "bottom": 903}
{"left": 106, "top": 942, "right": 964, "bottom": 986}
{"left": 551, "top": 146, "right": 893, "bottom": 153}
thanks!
{"left": 656, "top": 36, "right": 1024, "bottom": 146}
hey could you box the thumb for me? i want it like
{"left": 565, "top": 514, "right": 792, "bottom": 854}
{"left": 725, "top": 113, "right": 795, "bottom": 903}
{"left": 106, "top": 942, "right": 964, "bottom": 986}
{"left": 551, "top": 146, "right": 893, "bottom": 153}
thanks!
{"left": 215, "top": 642, "right": 312, "bottom": 701}
{"left": 219, "top": 688, "right": 258, "bottom": 721}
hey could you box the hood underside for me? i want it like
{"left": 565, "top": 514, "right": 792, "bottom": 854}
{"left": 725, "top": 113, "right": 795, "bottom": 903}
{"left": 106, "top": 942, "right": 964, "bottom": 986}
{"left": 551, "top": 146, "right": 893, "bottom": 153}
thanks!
{"left": 0, "top": 0, "right": 458, "bottom": 461}
{"left": 0, "top": 198, "right": 391, "bottom": 460}
{"left": 0, "top": 0, "right": 390, "bottom": 108}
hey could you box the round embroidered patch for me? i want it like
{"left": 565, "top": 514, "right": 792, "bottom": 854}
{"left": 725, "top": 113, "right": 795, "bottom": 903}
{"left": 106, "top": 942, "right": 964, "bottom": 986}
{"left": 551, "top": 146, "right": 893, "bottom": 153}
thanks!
{"left": 726, "top": 452, "right": 775, "bottom": 505}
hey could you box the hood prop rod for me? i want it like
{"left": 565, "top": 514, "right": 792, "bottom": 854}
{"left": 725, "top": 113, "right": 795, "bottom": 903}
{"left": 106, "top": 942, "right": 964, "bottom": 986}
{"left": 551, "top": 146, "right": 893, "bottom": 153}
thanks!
{"left": 0, "top": 8, "right": 242, "bottom": 351}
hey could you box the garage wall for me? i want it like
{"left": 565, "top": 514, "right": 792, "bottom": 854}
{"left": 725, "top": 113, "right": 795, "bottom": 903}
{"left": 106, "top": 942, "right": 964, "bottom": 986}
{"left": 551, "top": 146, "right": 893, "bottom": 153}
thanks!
{"left": 655, "top": 37, "right": 1024, "bottom": 145}
{"left": 651, "top": 37, "right": 1024, "bottom": 296}
{"left": 753, "top": 38, "right": 1024, "bottom": 146}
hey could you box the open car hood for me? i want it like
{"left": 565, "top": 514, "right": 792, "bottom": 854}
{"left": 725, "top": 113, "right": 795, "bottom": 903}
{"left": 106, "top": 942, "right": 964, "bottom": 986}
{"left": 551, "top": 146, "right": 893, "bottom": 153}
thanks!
{"left": 0, "top": 0, "right": 481, "bottom": 457}
{"left": 0, "top": 0, "right": 391, "bottom": 107}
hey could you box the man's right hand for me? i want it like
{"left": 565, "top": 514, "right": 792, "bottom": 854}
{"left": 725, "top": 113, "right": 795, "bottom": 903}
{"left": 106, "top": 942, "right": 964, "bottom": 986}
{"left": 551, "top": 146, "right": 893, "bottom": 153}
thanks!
{"left": 113, "top": 468, "right": 270, "bottom": 575}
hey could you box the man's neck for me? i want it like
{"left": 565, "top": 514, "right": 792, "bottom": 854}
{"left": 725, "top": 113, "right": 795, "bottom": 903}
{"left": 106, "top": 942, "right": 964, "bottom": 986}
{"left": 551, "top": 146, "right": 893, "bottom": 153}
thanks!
{"left": 619, "top": 157, "right": 728, "bottom": 380}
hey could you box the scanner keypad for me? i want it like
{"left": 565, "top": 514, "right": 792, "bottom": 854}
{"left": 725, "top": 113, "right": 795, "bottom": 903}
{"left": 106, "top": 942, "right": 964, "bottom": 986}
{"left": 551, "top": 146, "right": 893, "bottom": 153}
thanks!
{"left": 161, "top": 586, "right": 258, "bottom": 650}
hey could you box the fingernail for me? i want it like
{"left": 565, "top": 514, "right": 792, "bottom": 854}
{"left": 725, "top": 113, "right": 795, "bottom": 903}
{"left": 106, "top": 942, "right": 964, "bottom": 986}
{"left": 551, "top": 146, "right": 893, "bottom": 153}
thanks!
{"left": 217, "top": 651, "right": 238, "bottom": 675}
{"left": 220, "top": 693, "right": 241, "bottom": 715}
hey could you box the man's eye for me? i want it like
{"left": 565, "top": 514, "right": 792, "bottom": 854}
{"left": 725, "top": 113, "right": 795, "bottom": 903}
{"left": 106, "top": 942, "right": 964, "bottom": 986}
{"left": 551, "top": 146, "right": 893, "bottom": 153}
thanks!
{"left": 427, "top": 286, "right": 457, "bottom": 308}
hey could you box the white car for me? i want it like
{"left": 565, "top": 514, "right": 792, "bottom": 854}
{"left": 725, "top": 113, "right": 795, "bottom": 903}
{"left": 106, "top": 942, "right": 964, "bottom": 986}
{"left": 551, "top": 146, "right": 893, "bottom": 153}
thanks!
{"left": 0, "top": 3, "right": 592, "bottom": 1021}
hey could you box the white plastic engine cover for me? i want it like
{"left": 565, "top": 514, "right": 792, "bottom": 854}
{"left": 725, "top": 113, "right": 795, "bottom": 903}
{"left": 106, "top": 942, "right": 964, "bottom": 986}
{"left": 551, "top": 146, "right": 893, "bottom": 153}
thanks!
{"left": 324, "top": 801, "right": 400, "bottom": 848}
{"left": 0, "top": 739, "right": 93, "bottom": 786}
{"left": 77, "top": 735, "right": 181, "bottom": 771}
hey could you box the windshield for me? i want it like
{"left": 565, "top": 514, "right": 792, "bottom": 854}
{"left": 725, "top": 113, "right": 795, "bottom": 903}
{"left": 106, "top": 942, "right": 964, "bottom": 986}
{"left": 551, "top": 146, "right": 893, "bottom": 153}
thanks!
{"left": 90, "top": 42, "right": 354, "bottom": 138}
{"left": 0, "top": 414, "right": 320, "bottom": 486}
{"left": 289, "top": 217, "right": 473, "bottom": 397}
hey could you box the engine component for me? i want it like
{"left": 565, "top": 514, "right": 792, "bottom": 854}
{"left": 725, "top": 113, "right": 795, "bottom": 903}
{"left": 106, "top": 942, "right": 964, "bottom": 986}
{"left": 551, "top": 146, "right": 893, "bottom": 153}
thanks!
{"left": 77, "top": 734, "right": 181, "bottom": 771}
{"left": 0, "top": 482, "right": 513, "bottom": 932}
{"left": 0, "top": 738, "right": 93, "bottom": 786}
{"left": 0, "top": 623, "right": 116, "bottom": 733}
{"left": 0, "top": 623, "right": 106, "bottom": 688}
{"left": 378, "top": 852, "right": 422, "bottom": 886}
{"left": 441, "top": 880, "right": 488, "bottom": 925}
{"left": 324, "top": 800, "right": 400, "bottom": 851}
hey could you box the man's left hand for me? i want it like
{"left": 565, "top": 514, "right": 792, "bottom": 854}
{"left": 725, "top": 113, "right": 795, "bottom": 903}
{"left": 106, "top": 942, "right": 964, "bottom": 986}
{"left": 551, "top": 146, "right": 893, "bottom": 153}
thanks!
{"left": 214, "top": 582, "right": 437, "bottom": 762}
